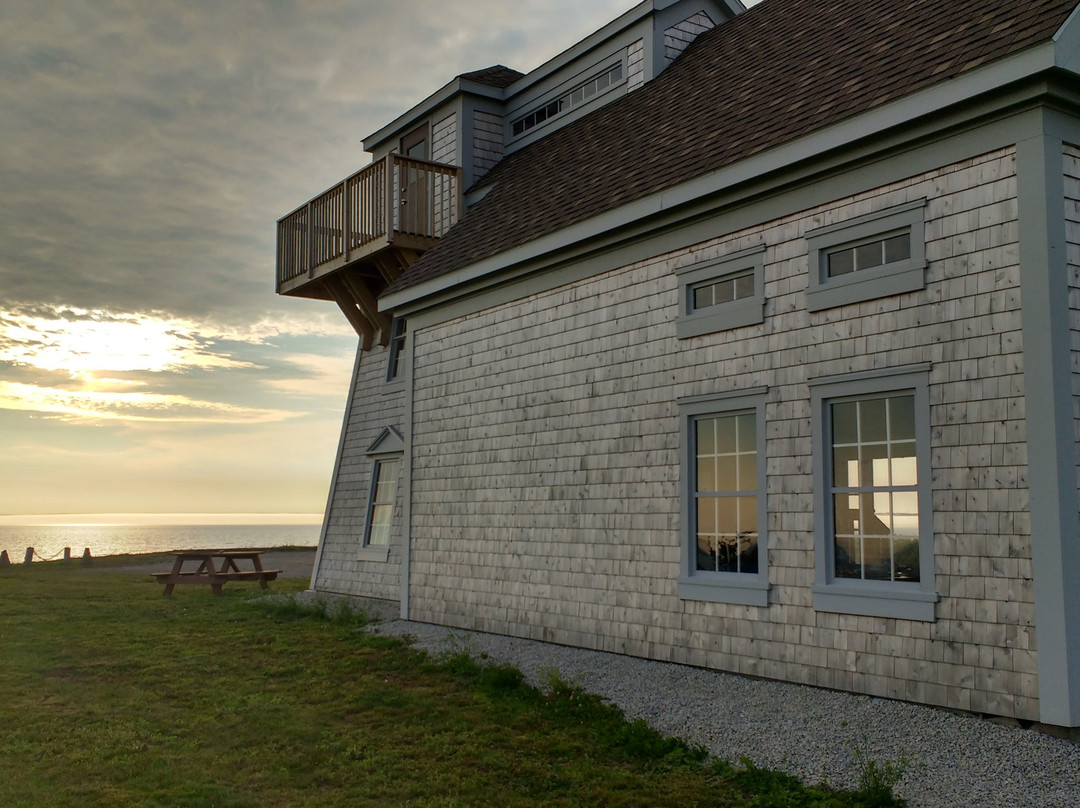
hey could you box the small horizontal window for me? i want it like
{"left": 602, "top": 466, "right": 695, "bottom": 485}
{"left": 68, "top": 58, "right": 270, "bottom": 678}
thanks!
{"left": 676, "top": 245, "right": 765, "bottom": 338}
{"left": 806, "top": 200, "right": 926, "bottom": 312}
{"left": 692, "top": 270, "right": 755, "bottom": 311}
{"left": 510, "top": 63, "right": 624, "bottom": 138}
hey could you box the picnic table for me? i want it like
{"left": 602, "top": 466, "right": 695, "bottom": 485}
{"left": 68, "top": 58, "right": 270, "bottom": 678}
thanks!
{"left": 152, "top": 550, "right": 283, "bottom": 595}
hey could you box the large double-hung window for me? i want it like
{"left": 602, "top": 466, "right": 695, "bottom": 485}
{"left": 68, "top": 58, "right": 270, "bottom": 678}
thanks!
{"left": 678, "top": 388, "right": 769, "bottom": 606}
{"left": 810, "top": 366, "right": 937, "bottom": 620}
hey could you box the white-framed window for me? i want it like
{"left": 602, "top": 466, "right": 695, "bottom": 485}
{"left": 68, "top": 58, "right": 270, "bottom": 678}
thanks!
{"left": 805, "top": 200, "right": 926, "bottom": 311}
{"left": 675, "top": 245, "right": 765, "bottom": 338}
{"left": 386, "top": 317, "right": 407, "bottom": 382}
{"left": 809, "top": 365, "right": 937, "bottom": 621}
{"left": 678, "top": 388, "right": 769, "bottom": 606}
{"left": 364, "top": 458, "right": 400, "bottom": 547}
{"left": 358, "top": 426, "right": 405, "bottom": 562}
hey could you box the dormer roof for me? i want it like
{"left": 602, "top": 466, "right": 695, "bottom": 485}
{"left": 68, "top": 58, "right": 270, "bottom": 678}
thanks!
{"left": 382, "top": 0, "right": 1080, "bottom": 303}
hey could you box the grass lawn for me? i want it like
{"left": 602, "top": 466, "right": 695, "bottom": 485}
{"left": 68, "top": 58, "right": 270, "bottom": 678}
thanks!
{"left": 0, "top": 563, "right": 903, "bottom": 807}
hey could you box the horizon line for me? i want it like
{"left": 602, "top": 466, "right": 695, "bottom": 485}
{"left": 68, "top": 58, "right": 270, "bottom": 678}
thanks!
{"left": 0, "top": 512, "right": 324, "bottom": 527}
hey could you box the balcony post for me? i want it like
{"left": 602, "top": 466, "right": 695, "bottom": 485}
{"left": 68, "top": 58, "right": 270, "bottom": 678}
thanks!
{"left": 385, "top": 154, "right": 395, "bottom": 246}
{"left": 306, "top": 201, "right": 315, "bottom": 279}
{"left": 342, "top": 178, "right": 351, "bottom": 264}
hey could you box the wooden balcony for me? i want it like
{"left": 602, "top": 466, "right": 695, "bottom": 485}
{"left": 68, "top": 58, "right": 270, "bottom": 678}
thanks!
{"left": 276, "top": 154, "right": 462, "bottom": 346}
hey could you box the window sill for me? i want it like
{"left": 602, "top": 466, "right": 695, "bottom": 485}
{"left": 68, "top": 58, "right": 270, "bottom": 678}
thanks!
{"left": 678, "top": 575, "right": 769, "bottom": 607}
{"left": 382, "top": 380, "right": 405, "bottom": 396}
{"left": 357, "top": 546, "right": 391, "bottom": 563}
{"left": 811, "top": 583, "right": 938, "bottom": 621}
{"left": 805, "top": 263, "right": 924, "bottom": 312}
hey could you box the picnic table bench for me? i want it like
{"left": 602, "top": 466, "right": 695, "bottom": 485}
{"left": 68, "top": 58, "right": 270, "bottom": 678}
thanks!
{"left": 152, "top": 550, "right": 283, "bottom": 595}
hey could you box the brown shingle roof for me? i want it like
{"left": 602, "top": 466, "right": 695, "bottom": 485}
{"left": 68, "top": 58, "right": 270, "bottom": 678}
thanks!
{"left": 458, "top": 65, "right": 524, "bottom": 89}
{"left": 388, "top": 0, "right": 1077, "bottom": 297}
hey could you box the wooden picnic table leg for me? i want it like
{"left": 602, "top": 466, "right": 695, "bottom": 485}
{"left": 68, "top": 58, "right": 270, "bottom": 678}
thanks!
{"left": 162, "top": 556, "right": 186, "bottom": 597}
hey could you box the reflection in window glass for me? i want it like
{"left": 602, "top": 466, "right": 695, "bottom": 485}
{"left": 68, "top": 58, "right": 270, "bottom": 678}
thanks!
{"left": 695, "top": 412, "right": 758, "bottom": 574}
{"left": 829, "top": 394, "right": 918, "bottom": 581}
{"left": 365, "top": 459, "right": 400, "bottom": 547}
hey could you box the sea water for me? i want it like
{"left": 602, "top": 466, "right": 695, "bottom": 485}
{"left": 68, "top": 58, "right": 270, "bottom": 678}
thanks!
{"left": 0, "top": 523, "right": 320, "bottom": 562}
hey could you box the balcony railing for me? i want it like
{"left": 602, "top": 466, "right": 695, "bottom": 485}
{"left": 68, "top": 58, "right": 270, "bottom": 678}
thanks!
{"left": 276, "top": 154, "right": 462, "bottom": 291}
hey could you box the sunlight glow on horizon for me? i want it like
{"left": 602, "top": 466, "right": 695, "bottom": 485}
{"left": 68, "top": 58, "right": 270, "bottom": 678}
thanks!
{"left": 0, "top": 513, "right": 324, "bottom": 527}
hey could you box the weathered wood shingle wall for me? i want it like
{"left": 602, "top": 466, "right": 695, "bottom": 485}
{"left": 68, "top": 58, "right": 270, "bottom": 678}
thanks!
{"left": 407, "top": 147, "right": 1037, "bottom": 719}
{"left": 313, "top": 344, "right": 405, "bottom": 601}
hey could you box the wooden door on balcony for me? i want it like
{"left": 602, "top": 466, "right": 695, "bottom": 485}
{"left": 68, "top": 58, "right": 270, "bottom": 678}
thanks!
{"left": 400, "top": 125, "right": 429, "bottom": 235}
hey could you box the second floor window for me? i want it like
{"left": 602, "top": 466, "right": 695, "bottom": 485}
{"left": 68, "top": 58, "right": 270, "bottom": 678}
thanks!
{"left": 386, "top": 318, "right": 407, "bottom": 381}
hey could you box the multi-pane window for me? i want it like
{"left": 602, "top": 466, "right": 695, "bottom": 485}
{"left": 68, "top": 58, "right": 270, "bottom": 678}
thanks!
{"left": 386, "top": 318, "right": 407, "bottom": 381}
{"left": 828, "top": 394, "right": 919, "bottom": 582}
{"left": 694, "top": 411, "right": 759, "bottom": 574}
{"left": 510, "top": 63, "right": 624, "bottom": 137}
{"left": 364, "top": 458, "right": 400, "bottom": 547}
{"left": 826, "top": 233, "right": 911, "bottom": 278}
{"left": 691, "top": 270, "right": 755, "bottom": 312}
{"left": 805, "top": 200, "right": 926, "bottom": 312}
{"left": 809, "top": 366, "right": 936, "bottom": 621}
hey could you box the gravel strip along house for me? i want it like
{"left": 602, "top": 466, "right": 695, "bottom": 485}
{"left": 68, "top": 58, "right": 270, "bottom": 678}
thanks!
{"left": 275, "top": 0, "right": 1080, "bottom": 732}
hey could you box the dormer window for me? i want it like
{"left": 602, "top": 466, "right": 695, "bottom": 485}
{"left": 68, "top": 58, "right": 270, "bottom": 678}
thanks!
{"left": 510, "top": 62, "right": 624, "bottom": 137}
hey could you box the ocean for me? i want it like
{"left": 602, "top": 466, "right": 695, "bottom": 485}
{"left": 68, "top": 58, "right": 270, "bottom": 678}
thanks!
{"left": 0, "top": 522, "right": 321, "bottom": 562}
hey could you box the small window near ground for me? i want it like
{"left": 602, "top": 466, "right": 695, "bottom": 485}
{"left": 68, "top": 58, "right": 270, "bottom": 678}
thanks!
{"left": 675, "top": 245, "right": 765, "bottom": 338}
{"left": 806, "top": 200, "right": 926, "bottom": 312}
{"left": 364, "top": 458, "right": 400, "bottom": 547}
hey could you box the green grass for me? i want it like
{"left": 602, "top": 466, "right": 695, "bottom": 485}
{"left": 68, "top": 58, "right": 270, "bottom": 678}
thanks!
{"left": 0, "top": 564, "right": 904, "bottom": 807}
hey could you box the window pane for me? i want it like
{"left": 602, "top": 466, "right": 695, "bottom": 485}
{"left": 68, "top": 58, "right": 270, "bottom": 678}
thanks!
{"left": 859, "top": 398, "right": 888, "bottom": 442}
{"left": 855, "top": 241, "right": 883, "bottom": 269}
{"left": 734, "top": 271, "right": 755, "bottom": 300}
{"left": 697, "top": 456, "right": 717, "bottom": 491}
{"left": 736, "top": 413, "right": 755, "bottom": 452}
{"left": 714, "top": 278, "right": 736, "bottom": 305}
{"left": 889, "top": 395, "right": 915, "bottom": 440}
{"left": 736, "top": 496, "right": 757, "bottom": 535}
{"left": 860, "top": 492, "right": 891, "bottom": 535}
{"left": 696, "top": 418, "right": 715, "bottom": 453}
{"left": 737, "top": 451, "right": 757, "bottom": 491}
{"left": 835, "top": 533, "right": 861, "bottom": 579}
{"left": 831, "top": 401, "right": 859, "bottom": 444}
{"left": 833, "top": 493, "right": 859, "bottom": 538}
{"left": 862, "top": 442, "right": 890, "bottom": 488}
{"left": 828, "top": 248, "right": 855, "bottom": 277}
{"left": 737, "top": 532, "right": 759, "bottom": 574}
{"left": 715, "top": 496, "right": 737, "bottom": 535}
{"left": 893, "top": 538, "right": 920, "bottom": 581}
{"left": 715, "top": 456, "right": 737, "bottom": 490}
{"left": 716, "top": 536, "right": 740, "bottom": 572}
{"left": 891, "top": 491, "right": 919, "bottom": 536}
{"left": 696, "top": 534, "right": 717, "bottom": 571}
{"left": 883, "top": 234, "right": 910, "bottom": 263}
{"left": 693, "top": 284, "right": 714, "bottom": 310}
{"left": 697, "top": 498, "right": 717, "bottom": 535}
{"left": 714, "top": 416, "right": 737, "bottom": 453}
{"left": 832, "top": 445, "right": 859, "bottom": 487}
{"left": 891, "top": 452, "right": 917, "bottom": 486}
{"left": 862, "top": 536, "right": 892, "bottom": 580}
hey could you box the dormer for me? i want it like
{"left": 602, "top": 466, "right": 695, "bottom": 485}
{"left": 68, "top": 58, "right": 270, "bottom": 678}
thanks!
{"left": 275, "top": 0, "right": 743, "bottom": 340}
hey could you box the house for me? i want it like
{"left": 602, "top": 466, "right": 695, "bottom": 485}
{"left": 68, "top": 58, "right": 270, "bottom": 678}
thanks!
{"left": 276, "top": 0, "right": 1080, "bottom": 731}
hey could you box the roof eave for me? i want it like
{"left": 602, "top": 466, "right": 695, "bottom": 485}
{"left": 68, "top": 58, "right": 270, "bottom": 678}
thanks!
{"left": 380, "top": 41, "right": 1064, "bottom": 313}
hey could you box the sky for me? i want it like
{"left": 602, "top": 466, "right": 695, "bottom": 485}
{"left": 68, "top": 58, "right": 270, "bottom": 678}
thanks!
{"left": 0, "top": 0, "right": 759, "bottom": 520}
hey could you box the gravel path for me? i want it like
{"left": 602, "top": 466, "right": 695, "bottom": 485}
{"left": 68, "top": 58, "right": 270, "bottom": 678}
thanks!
{"left": 337, "top": 604, "right": 1080, "bottom": 808}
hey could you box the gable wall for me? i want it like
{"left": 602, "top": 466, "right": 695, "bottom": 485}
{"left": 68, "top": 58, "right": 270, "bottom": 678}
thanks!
{"left": 313, "top": 343, "right": 405, "bottom": 601}
{"left": 664, "top": 11, "right": 715, "bottom": 64}
{"left": 406, "top": 146, "right": 1038, "bottom": 719}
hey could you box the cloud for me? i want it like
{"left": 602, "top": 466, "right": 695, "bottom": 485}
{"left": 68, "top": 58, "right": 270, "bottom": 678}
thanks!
{"left": 0, "top": 380, "right": 293, "bottom": 424}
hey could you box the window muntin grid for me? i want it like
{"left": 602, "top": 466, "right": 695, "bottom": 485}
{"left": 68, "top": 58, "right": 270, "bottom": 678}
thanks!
{"left": 826, "top": 232, "right": 910, "bottom": 278}
{"left": 828, "top": 394, "right": 919, "bottom": 582}
{"left": 694, "top": 411, "right": 758, "bottom": 574}
{"left": 691, "top": 269, "right": 755, "bottom": 311}
{"left": 510, "top": 63, "right": 624, "bottom": 137}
